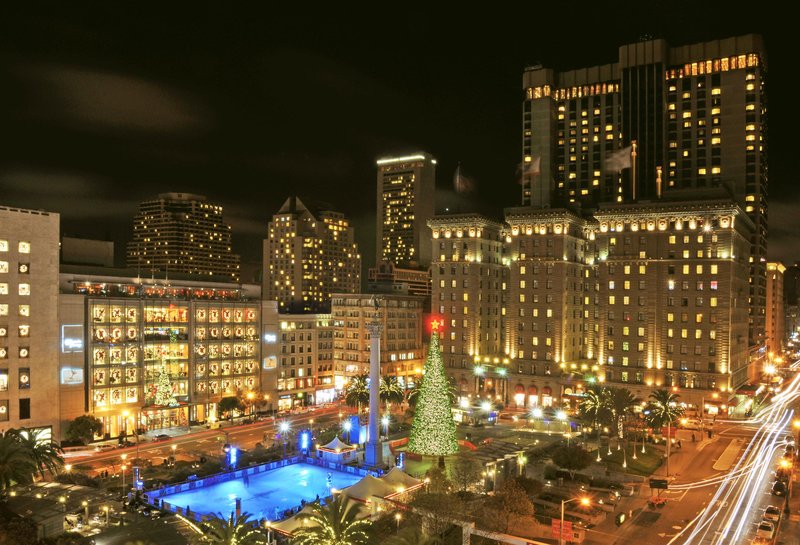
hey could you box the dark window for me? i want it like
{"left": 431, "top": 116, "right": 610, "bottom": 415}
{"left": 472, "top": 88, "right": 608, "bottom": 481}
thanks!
{"left": 19, "top": 398, "right": 31, "bottom": 420}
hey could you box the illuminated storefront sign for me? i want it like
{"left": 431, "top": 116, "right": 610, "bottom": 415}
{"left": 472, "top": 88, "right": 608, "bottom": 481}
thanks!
{"left": 62, "top": 324, "right": 85, "bottom": 352}
{"left": 61, "top": 367, "right": 84, "bottom": 385}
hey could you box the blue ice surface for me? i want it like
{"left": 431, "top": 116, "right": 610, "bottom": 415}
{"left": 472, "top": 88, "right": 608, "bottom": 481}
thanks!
{"left": 160, "top": 463, "right": 361, "bottom": 521}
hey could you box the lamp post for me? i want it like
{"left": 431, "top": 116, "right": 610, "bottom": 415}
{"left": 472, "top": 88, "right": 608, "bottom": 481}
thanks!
{"left": 265, "top": 520, "right": 273, "bottom": 545}
{"left": 82, "top": 500, "right": 89, "bottom": 521}
{"left": 560, "top": 497, "right": 590, "bottom": 545}
{"left": 103, "top": 505, "right": 109, "bottom": 526}
{"left": 247, "top": 392, "right": 255, "bottom": 418}
{"left": 394, "top": 512, "right": 402, "bottom": 534}
{"left": 381, "top": 415, "right": 390, "bottom": 440}
{"left": 279, "top": 421, "right": 290, "bottom": 460}
{"left": 59, "top": 496, "right": 66, "bottom": 513}
{"left": 793, "top": 420, "right": 800, "bottom": 445}
{"left": 556, "top": 410, "right": 568, "bottom": 445}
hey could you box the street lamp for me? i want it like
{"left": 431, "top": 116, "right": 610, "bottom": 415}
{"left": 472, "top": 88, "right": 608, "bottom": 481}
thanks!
{"left": 264, "top": 520, "right": 273, "bottom": 545}
{"left": 82, "top": 500, "right": 89, "bottom": 521}
{"left": 381, "top": 415, "right": 390, "bottom": 439}
{"left": 59, "top": 496, "right": 66, "bottom": 513}
{"left": 560, "top": 497, "right": 590, "bottom": 545}
{"left": 793, "top": 420, "right": 800, "bottom": 445}
{"left": 279, "top": 421, "right": 290, "bottom": 459}
{"left": 103, "top": 505, "right": 109, "bottom": 526}
{"left": 247, "top": 392, "right": 255, "bottom": 418}
{"left": 64, "top": 464, "right": 72, "bottom": 473}
{"left": 394, "top": 512, "right": 402, "bottom": 533}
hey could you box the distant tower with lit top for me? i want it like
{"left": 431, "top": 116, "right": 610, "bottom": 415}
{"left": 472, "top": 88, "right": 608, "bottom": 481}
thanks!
{"left": 376, "top": 153, "right": 436, "bottom": 269}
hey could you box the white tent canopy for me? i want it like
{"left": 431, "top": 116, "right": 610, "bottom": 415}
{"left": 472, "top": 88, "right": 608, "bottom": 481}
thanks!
{"left": 271, "top": 504, "right": 316, "bottom": 535}
{"left": 380, "top": 467, "right": 422, "bottom": 489}
{"left": 341, "top": 475, "right": 397, "bottom": 502}
{"left": 320, "top": 436, "right": 355, "bottom": 451}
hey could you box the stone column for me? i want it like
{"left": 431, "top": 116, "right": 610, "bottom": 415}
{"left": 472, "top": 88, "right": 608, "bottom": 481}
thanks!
{"left": 365, "top": 320, "right": 383, "bottom": 467}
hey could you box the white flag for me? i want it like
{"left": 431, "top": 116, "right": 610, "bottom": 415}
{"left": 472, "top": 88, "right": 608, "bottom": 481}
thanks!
{"left": 604, "top": 145, "right": 632, "bottom": 172}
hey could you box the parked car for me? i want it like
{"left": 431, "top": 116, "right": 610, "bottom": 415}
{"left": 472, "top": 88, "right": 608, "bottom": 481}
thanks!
{"left": 771, "top": 480, "right": 787, "bottom": 496}
{"left": 150, "top": 509, "right": 164, "bottom": 519}
{"left": 756, "top": 521, "right": 775, "bottom": 540}
{"left": 94, "top": 444, "right": 116, "bottom": 452}
{"left": 763, "top": 505, "right": 781, "bottom": 522}
{"left": 153, "top": 434, "right": 171, "bottom": 442}
{"left": 680, "top": 418, "right": 703, "bottom": 430}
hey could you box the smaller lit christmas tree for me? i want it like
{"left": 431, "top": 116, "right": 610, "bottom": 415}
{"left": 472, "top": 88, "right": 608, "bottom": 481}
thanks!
{"left": 153, "top": 364, "right": 178, "bottom": 407}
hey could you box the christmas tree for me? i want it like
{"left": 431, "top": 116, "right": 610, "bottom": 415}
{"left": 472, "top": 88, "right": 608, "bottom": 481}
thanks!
{"left": 408, "top": 322, "right": 458, "bottom": 457}
{"left": 153, "top": 365, "right": 178, "bottom": 406}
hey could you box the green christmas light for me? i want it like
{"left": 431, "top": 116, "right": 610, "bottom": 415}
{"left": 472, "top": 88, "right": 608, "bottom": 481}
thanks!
{"left": 408, "top": 329, "right": 458, "bottom": 456}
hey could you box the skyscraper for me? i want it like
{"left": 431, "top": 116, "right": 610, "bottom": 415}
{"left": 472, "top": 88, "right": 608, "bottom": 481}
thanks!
{"left": 521, "top": 34, "right": 767, "bottom": 366}
{"left": 766, "top": 262, "right": 785, "bottom": 356}
{"left": 376, "top": 153, "right": 436, "bottom": 269}
{"left": 263, "top": 197, "right": 360, "bottom": 312}
{"left": 127, "top": 193, "right": 241, "bottom": 281}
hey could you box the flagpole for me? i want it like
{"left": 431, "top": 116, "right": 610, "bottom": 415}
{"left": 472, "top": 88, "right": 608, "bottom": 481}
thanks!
{"left": 631, "top": 140, "right": 638, "bottom": 201}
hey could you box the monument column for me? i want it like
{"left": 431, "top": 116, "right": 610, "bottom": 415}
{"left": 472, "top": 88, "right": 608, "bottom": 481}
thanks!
{"left": 365, "top": 319, "right": 383, "bottom": 467}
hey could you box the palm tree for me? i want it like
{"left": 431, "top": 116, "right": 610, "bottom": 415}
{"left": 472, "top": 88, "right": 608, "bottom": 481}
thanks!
{"left": 379, "top": 375, "right": 405, "bottom": 414}
{"left": 646, "top": 389, "right": 684, "bottom": 429}
{"left": 386, "top": 527, "right": 442, "bottom": 545}
{"left": 0, "top": 432, "right": 37, "bottom": 492}
{"left": 9, "top": 427, "right": 64, "bottom": 479}
{"left": 344, "top": 374, "right": 370, "bottom": 413}
{"left": 578, "top": 386, "right": 609, "bottom": 455}
{"left": 646, "top": 389, "right": 685, "bottom": 477}
{"left": 293, "top": 494, "right": 371, "bottom": 545}
{"left": 608, "top": 388, "right": 639, "bottom": 439}
{"left": 192, "top": 512, "right": 266, "bottom": 545}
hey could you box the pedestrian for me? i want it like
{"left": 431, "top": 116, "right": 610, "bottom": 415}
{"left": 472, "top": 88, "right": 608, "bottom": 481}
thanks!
{"left": 677, "top": 439, "right": 682, "bottom": 449}
{"left": 691, "top": 433, "right": 696, "bottom": 442}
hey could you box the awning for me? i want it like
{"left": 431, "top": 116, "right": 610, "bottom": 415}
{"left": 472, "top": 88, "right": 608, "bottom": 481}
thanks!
{"left": 528, "top": 386, "right": 538, "bottom": 395}
{"left": 318, "top": 436, "right": 355, "bottom": 452}
{"left": 515, "top": 384, "right": 525, "bottom": 394}
{"left": 542, "top": 386, "right": 552, "bottom": 396}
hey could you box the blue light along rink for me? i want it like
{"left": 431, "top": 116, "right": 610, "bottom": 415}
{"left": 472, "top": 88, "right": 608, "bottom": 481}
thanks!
{"left": 160, "top": 463, "right": 361, "bottom": 520}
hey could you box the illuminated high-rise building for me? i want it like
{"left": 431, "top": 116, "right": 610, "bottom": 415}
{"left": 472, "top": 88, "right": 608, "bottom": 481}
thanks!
{"left": 376, "top": 153, "right": 436, "bottom": 268}
{"left": 263, "top": 197, "right": 360, "bottom": 312}
{"left": 766, "top": 262, "right": 785, "bottom": 356}
{"left": 126, "top": 193, "right": 240, "bottom": 281}
{"left": 521, "top": 34, "right": 768, "bottom": 371}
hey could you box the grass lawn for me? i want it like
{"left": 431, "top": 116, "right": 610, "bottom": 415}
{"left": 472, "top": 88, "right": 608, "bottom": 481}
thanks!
{"left": 590, "top": 444, "right": 664, "bottom": 476}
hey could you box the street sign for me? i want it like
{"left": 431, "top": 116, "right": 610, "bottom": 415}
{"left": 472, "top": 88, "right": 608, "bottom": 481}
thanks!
{"left": 650, "top": 478, "right": 669, "bottom": 489}
{"left": 551, "top": 519, "right": 573, "bottom": 541}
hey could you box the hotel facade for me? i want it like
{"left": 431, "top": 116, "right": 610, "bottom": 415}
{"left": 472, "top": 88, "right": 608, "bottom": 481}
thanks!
{"left": 429, "top": 195, "right": 754, "bottom": 412}
{"left": 521, "top": 34, "right": 768, "bottom": 371}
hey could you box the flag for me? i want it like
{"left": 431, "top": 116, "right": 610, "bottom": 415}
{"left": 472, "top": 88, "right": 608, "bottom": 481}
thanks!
{"left": 604, "top": 145, "right": 632, "bottom": 172}
{"left": 453, "top": 163, "right": 476, "bottom": 194}
{"left": 525, "top": 156, "right": 541, "bottom": 175}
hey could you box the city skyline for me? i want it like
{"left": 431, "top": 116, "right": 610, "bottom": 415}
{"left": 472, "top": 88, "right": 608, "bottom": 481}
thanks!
{"left": 0, "top": 7, "right": 794, "bottom": 272}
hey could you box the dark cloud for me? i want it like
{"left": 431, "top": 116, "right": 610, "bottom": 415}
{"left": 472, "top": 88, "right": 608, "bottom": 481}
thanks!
{"left": 13, "top": 63, "right": 208, "bottom": 134}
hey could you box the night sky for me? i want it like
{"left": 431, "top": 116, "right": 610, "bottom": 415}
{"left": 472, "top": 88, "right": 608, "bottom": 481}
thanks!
{"left": 0, "top": 4, "right": 792, "bottom": 280}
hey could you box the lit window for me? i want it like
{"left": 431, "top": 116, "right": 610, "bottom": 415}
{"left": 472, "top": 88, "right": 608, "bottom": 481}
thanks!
{"left": 18, "top": 325, "right": 29, "bottom": 337}
{"left": 19, "top": 305, "right": 29, "bottom": 317}
{"left": 0, "top": 283, "right": 7, "bottom": 295}
{"left": 18, "top": 242, "right": 30, "bottom": 254}
{"left": 18, "top": 284, "right": 30, "bottom": 296}
{"left": 0, "top": 304, "right": 7, "bottom": 316}
{"left": 0, "top": 240, "right": 8, "bottom": 252}
{"left": 710, "top": 297, "right": 718, "bottom": 307}
{"left": 0, "top": 261, "right": 7, "bottom": 273}
{"left": 19, "top": 347, "right": 29, "bottom": 358}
